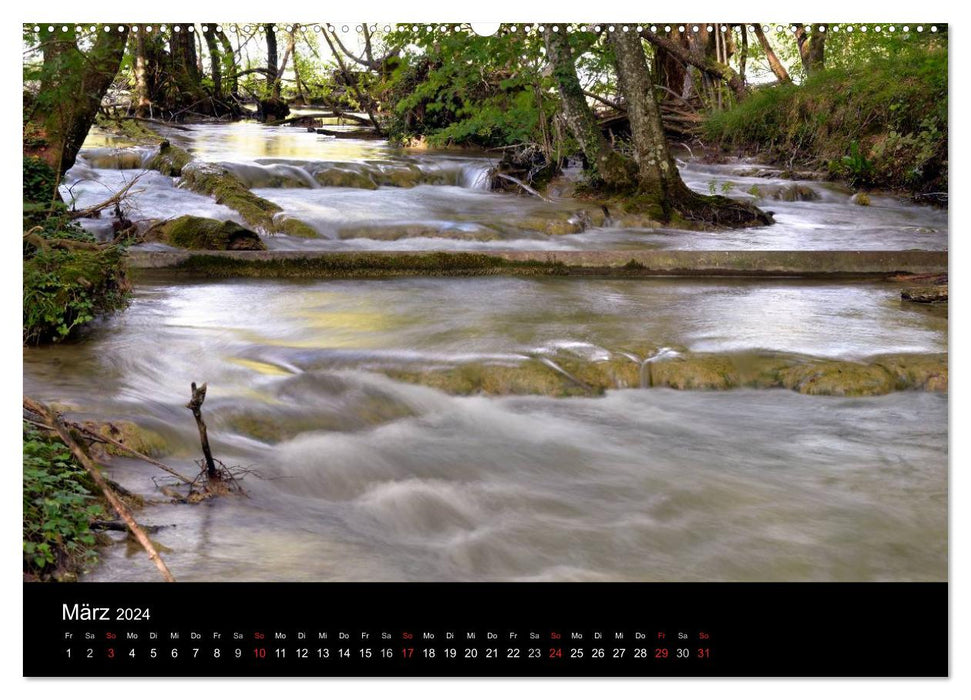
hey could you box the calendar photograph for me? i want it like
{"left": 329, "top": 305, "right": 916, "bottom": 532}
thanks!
{"left": 21, "top": 19, "right": 948, "bottom": 676}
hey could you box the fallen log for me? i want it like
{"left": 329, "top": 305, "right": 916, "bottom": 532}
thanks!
{"left": 23, "top": 397, "right": 176, "bottom": 583}
{"left": 314, "top": 127, "right": 382, "bottom": 139}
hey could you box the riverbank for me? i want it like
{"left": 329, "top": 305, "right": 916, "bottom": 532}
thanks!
{"left": 704, "top": 49, "right": 947, "bottom": 198}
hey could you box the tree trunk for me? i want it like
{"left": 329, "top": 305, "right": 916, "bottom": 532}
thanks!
{"left": 265, "top": 23, "right": 279, "bottom": 95}
{"left": 202, "top": 25, "right": 223, "bottom": 100}
{"left": 641, "top": 28, "right": 748, "bottom": 100}
{"left": 609, "top": 29, "right": 771, "bottom": 227}
{"left": 753, "top": 25, "right": 792, "bottom": 83}
{"left": 609, "top": 28, "right": 692, "bottom": 217}
{"left": 217, "top": 30, "right": 238, "bottom": 96}
{"left": 132, "top": 28, "right": 153, "bottom": 117}
{"left": 545, "top": 26, "right": 635, "bottom": 189}
{"left": 273, "top": 27, "right": 296, "bottom": 101}
{"left": 794, "top": 24, "right": 826, "bottom": 76}
{"left": 24, "top": 25, "right": 129, "bottom": 178}
{"left": 653, "top": 28, "right": 689, "bottom": 100}
{"left": 739, "top": 24, "right": 749, "bottom": 85}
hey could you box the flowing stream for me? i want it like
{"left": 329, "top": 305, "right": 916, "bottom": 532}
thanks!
{"left": 23, "top": 277, "right": 947, "bottom": 582}
{"left": 64, "top": 122, "right": 947, "bottom": 251}
{"left": 28, "top": 122, "right": 948, "bottom": 582}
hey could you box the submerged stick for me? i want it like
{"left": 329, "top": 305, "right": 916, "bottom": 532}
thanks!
{"left": 23, "top": 397, "right": 176, "bottom": 583}
{"left": 493, "top": 172, "right": 552, "bottom": 202}
{"left": 186, "top": 382, "right": 218, "bottom": 479}
{"left": 72, "top": 423, "right": 194, "bottom": 485}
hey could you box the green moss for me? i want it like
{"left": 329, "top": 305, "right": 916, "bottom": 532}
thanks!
{"left": 779, "top": 361, "right": 897, "bottom": 396}
{"left": 81, "top": 420, "right": 169, "bottom": 458}
{"left": 151, "top": 215, "right": 266, "bottom": 250}
{"left": 179, "top": 163, "right": 284, "bottom": 233}
{"left": 313, "top": 167, "right": 378, "bottom": 189}
{"left": 381, "top": 352, "right": 947, "bottom": 398}
{"left": 872, "top": 353, "right": 948, "bottom": 392}
{"left": 147, "top": 141, "right": 192, "bottom": 177}
{"left": 276, "top": 217, "right": 320, "bottom": 238}
{"left": 650, "top": 356, "right": 740, "bottom": 390}
{"left": 169, "top": 252, "right": 568, "bottom": 278}
{"left": 94, "top": 116, "right": 161, "bottom": 144}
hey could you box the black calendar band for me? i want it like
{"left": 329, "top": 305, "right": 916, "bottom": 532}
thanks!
{"left": 23, "top": 582, "right": 947, "bottom": 677}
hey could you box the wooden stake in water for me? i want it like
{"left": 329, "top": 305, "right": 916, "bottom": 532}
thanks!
{"left": 187, "top": 382, "right": 219, "bottom": 480}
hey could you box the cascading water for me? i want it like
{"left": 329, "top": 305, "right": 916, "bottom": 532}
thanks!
{"left": 23, "top": 276, "right": 947, "bottom": 583}
{"left": 61, "top": 123, "right": 948, "bottom": 250}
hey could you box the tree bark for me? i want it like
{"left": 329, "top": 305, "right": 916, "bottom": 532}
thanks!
{"left": 609, "top": 28, "right": 692, "bottom": 217}
{"left": 186, "top": 382, "right": 219, "bottom": 480}
{"left": 202, "top": 25, "right": 223, "bottom": 99}
{"left": 794, "top": 24, "right": 825, "bottom": 75}
{"left": 24, "top": 25, "right": 130, "bottom": 178}
{"left": 609, "top": 29, "right": 772, "bottom": 227}
{"left": 545, "top": 25, "right": 635, "bottom": 189}
{"left": 132, "top": 28, "right": 153, "bottom": 117}
{"left": 265, "top": 23, "right": 279, "bottom": 95}
{"left": 217, "top": 29, "right": 238, "bottom": 96}
{"left": 640, "top": 28, "right": 748, "bottom": 100}
{"left": 753, "top": 25, "right": 792, "bottom": 83}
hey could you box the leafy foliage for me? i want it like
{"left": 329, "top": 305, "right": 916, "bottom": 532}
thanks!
{"left": 383, "top": 27, "right": 555, "bottom": 148}
{"left": 23, "top": 156, "right": 58, "bottom": 203}
{"left": 23, "top": 222, "right": 129, "bottom": 344}
{"left": 23, "top": 422, "right": 105, "bottom": 579}
{"left": 705, "top": 44, "right": 947, "bottom": 193}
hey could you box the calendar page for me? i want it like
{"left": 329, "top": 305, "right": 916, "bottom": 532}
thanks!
{"left": 21, "top": 19, "right": 948, "bottom": 678}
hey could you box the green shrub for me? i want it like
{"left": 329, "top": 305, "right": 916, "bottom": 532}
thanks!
{"left": 23, "top": 422, "right": 105, "bottom": 579}
{"left": 23, "top": 225, "right": 129, "bottom": 344}
{"left": 705, "top": 48, "right": 947, "bottom": 194}
{"left": 23, "top": 156, "right": 58, "bottom": 204}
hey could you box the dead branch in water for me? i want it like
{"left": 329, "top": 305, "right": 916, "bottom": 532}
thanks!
{"left": 493, "top": 173, "right": 552, "bottom": 202}
{"left": 186, "top": 382, "right": 219, "bottom": 480}
{"left": 73, "top": 423, "right": 194, "bottom": 485}
{"left": 23, "top": 397, "right": 176, "bottom": 583}
{"left": 67, "top": 173, "right": 145, "bottom": 220}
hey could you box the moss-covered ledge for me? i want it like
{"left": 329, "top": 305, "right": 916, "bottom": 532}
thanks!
{"left": 125, "top": 249, "right": 947, "bottom": 279}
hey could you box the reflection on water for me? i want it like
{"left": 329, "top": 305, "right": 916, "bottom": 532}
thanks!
{"left": 23, "top": 278, "right": 947, "bottom": 582}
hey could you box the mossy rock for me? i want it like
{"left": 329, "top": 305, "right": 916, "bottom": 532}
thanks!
{"left": 779, "top": 361, "right": 896, "bottom": 396}
{"left": 851, "top": 192, "right": 871, "bottom": 206}
{"left": 373, "top": 164, "right": 424, "bottom": 188}
{"left": 81, "top": 420, "right": 168, "bottom": 458}
{"left": 147, "top": 141, "right": 192, "bottom": 177}
{"left": 336, "top": 223, "right": 500, "bottom": 241}
{"left": 386, "top": 360, "right": 589, "bottom": 397}
{"left": 732, "top": 353, "right": 798, "bottom": 388}
{"left": 613, "top": 212, "right": 664, "bottom": 229}
{"left": 554, "top": 355, "right": 642, "bottom": 391}
{"left": 768, "top": 184, "right": 821, "bottom": 202}
{"left": 517, "top": 210, "right": 590, "bottom": 236}
{"left": 313, "top": 167, "right": 378, "bottom": 189}
{"left": 84, "top": 149, "right": 146, "bottom": 170}
{"left": 872, "top": 353, "right": 948, "bottom": 392}
{"left": 152, "top": 215, "right": 266, "bottom": 250}
{"left": 901, "top": 285, "right": 947, "bottom": 303}
{"left": 275, "top": 217, "right": 320, "bottom": 239}
{"left": 180, "top": 163, "right": 283, "bottom": 232}
{"left": 650, "top": 356, "right": 740, "bottom": 390}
